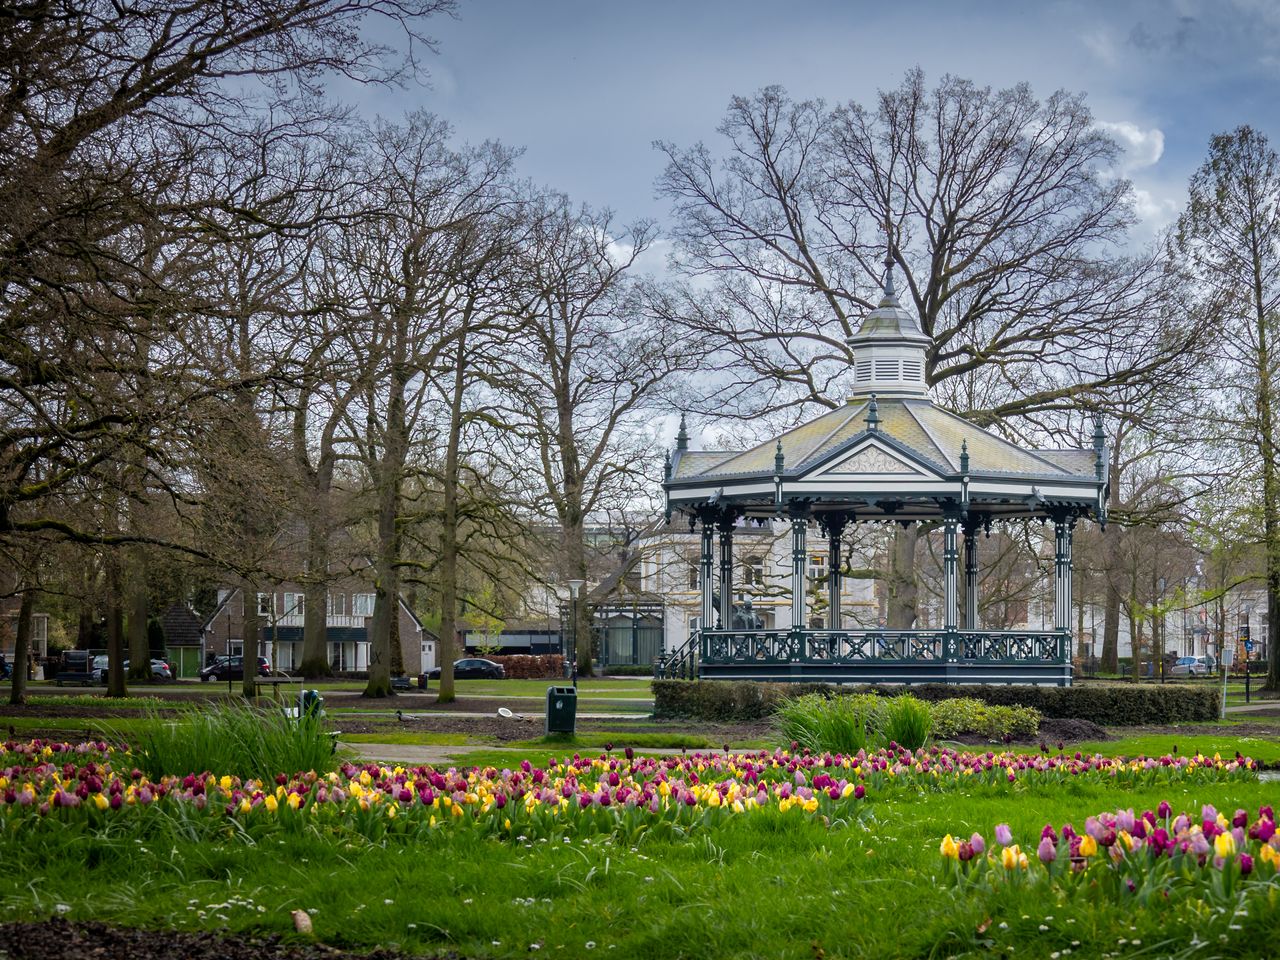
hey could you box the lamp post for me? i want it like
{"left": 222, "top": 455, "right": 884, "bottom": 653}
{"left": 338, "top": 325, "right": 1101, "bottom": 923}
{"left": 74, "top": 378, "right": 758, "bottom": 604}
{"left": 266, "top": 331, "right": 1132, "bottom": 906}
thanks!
{"left": 567, "top": 579, "right": 585, "bottom": 689}
{"left": 1242, "top": 602, "right": 1253, "bottom": 705}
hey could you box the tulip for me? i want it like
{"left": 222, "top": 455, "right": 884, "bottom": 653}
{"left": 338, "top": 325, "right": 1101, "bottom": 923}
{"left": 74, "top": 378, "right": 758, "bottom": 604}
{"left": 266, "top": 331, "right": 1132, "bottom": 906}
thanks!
{"left": 1037, "top": 836, "right": 1057, "bottom": 864}
{"left": 1239, "top": 853, "right": 1254, "bottom": 875}
{"left": 1078, "top": 835, "right": 1097, "bottom": 857}
{"left": 969, "top": 833, "right": 985, "bottom": 855}
{"left": 995, "top": 823, "right": 1012, "bottom": 846}
{"left": 940, "top": 834, "right": 959, "bottom": 859}
{"left": 1213, "top": 832, "right": 1236, "bottom": 859}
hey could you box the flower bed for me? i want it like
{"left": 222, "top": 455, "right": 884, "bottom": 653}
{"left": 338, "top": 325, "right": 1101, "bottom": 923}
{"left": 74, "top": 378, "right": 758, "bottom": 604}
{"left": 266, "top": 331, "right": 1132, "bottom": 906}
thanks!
{"left": 942, "top": 802, "right": 1280, "bottom": 907}
{"left": 0, "top": 740, "right": 1261, "bottom": 844}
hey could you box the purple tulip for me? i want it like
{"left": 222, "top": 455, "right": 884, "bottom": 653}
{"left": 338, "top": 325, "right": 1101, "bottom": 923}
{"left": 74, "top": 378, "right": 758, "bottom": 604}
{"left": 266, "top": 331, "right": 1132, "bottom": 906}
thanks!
{"left": 1157, "top": 800, "right": 1172, "bottom": 819}
{"left": 1037, "top": 836, "right": 1057, "bottom": 864}
{"left": 1240, "top": 854, "right": 1254, "bottom": 876}
{"left": 969, "top": 833, "right": 985, "bottom": 855}
{"left": 995, "top": 824, "right": 1012, "bottom": 846}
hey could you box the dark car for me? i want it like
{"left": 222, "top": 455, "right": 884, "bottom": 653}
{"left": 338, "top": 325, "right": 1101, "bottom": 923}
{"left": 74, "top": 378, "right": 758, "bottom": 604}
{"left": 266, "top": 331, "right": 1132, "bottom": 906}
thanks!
{"left": 199, "top": 655, "right": 271, "bottom": 682}
{"left": 421, "top": 658, "right": 505, "bottom": 683}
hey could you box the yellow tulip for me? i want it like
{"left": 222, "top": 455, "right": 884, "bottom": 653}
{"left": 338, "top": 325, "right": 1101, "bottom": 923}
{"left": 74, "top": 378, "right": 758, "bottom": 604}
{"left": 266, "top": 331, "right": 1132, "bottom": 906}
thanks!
{"left": 1001, "top": 845, "right": 1022, "bottom": 870}
{"left": 93, "top": 793, "right": 108, "bottom": 811}
{"left": 1214, "top": 832, "right": 1236, "bottom": 859}
{"left": 1259, "top": 844, "right": 1279, "bottom": 867}
{"left": 940, "top": 834, "right": 959, "bottom": 859}
{"left": 1078, "top": 835, "right": 1097, "bottom": 857}
{"left": 287, "top": 793, "right": 302, "bottom": 810}
{"left": 803, "top": 798, "right": 819, "bottom": 814}
{"left": 219, "top": 776, "right": 232, "bottom": 792}
{"left": 263, "top": 795, "right": 278, "bottom": 813}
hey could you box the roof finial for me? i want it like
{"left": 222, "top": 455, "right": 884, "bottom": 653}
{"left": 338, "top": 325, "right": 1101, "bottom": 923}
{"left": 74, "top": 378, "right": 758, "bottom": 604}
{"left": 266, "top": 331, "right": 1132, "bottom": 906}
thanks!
{"left": 866, "top": 393, "right": 880, "bottom": 432}
{"left": 960, "top": 438, "right": 969, "bottom": 474}
{"left": 664, "top": 448, "right": 672, "bottom": 480}
{"left": 774, "top": 440, "right": 785, "bottom": 474}
{"left": 1092, "top": 415, "right": 1105, "bottom": 480}
{"left": 883, "top": 222, "right": 896, "bottom": 299}
{"left": 676, "top": 413, "right": 689, "bottom": 451}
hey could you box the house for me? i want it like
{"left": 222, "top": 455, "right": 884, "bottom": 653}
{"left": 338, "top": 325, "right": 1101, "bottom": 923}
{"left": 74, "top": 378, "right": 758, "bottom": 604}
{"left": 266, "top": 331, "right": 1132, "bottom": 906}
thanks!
{"left": 160, "top": 604, "right": 205, "bottom": 677}
{"left": 0, "top": 597, "right": 50, "bottom": 663}
{"left": 202, "top": 575, "right": 434, "bottom": 676}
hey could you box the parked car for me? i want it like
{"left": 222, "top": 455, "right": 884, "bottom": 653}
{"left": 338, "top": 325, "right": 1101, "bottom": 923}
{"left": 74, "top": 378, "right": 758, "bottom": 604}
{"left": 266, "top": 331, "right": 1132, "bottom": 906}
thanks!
{"left": 421, "top": 658, "right": 506, "bottom": 683}
{"left": 93, "top": 656, "right": 174, "bottom": 682}
{"left": 1169, "top": 655, "right": 1213, "bottom": 677}
{"left": 199, "top": 655, "right": 271, "bottom": 682}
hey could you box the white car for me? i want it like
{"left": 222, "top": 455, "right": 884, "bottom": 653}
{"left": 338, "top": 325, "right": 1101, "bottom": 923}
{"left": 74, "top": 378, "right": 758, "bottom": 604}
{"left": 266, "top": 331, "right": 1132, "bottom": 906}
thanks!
{"left": 1169, "top": 656, "right": 1212, "bottom": 677}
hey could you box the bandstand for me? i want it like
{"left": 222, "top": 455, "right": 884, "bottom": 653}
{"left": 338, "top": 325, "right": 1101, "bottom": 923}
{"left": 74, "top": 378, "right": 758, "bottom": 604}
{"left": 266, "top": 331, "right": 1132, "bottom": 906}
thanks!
{"left": 658, "top": 271, "right": 1109, "bottom": 686}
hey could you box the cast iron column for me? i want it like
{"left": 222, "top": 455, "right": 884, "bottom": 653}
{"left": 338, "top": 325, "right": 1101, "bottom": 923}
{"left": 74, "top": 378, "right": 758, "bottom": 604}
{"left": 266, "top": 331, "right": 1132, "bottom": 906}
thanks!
{"left": 717, "top": 512, "right": 735, "bottom": 629}
{"left": 823, "top": 514, "right": 848, "bottom": 630}
{"left": 1054, "top": 515, "right": 1073, "bottom": 634}
{"left": 789, "top": 502, "right": 809, "bottom": 630}
{"left": 943, "top": 513, "right": 959, "bottom": 632}
{"left": 699, "top": 510, "right": 716, "bottom": 632}
{"left": 963, "top": 519, "right": 979, "bottom": 630}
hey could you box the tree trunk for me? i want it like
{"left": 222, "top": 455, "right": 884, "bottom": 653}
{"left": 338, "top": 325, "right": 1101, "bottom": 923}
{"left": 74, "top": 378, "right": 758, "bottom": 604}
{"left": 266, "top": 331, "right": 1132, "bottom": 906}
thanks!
{"left": 1258, "top": 296, "right": 1280, "bottom": 690}
{"left": 127, "top": 546, "right": 150, "bottom": 681}
{"left": 8, "top": 590, "right": 33, "bottom": 705}
{"left": 1128, "top": 610, "right": 1143, "bottom": 682}
{"left": 300, "top": 525, "right": 332, "bottom": 679}
{"left": 106, "top": 557, "right": 127, "bottom": 698}
{"left": 1101, "top": 460, "right": 1123, "bottom": 673}
{"left": 436, "top": 323, "right": 470, "bottom": 704}
{"left": 886, "top": 525, "right": 919, "bottom": 629}
{"left": 242, "top": 583, "right": 261, "bottom": 698}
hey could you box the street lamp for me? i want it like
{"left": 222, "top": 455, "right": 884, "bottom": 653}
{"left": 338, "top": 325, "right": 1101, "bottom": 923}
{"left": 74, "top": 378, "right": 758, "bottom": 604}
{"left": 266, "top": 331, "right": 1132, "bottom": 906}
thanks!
{"left": 567, "top": 579, "right": 586, "bottom": 689}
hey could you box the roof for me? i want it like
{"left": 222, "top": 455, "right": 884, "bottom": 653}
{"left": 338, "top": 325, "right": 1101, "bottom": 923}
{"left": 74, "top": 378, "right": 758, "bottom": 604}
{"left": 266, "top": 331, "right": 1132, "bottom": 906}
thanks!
{"left": 160, "top": 604, "right": 202, "bottom": 647}
{"left": 673, "top": 398, "right": 1096, "bottom": 483}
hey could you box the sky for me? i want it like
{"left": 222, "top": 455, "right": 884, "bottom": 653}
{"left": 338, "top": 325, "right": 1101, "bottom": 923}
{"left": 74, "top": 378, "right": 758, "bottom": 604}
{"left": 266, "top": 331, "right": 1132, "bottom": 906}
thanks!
{"left": 348, "top": 0, "right": 1280, "bottom": 253}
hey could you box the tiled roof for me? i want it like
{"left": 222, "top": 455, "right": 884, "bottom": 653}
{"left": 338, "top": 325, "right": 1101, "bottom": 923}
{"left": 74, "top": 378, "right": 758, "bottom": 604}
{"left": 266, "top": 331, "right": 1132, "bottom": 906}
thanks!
{"left": 675, "top": 398, "right": 1094, "bottom": 482}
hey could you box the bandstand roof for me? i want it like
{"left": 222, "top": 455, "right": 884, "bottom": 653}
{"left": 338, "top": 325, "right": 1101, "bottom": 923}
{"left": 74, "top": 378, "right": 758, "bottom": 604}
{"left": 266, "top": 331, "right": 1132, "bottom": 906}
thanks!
{"left": 664, "top": 274, "right": 1109, "bottom": 524}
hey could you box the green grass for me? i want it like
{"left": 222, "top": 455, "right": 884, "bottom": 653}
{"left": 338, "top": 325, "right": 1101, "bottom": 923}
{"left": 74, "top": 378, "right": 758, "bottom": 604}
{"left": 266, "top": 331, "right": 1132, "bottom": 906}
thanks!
{"left": 0, "top": 776, "right": 1275, "bottom": 958}
{"left": 1074, "top": 732, "right": 1280, "bottom": 767}
{"left": 335, "top": 732, "right": 473, "bottom": 746}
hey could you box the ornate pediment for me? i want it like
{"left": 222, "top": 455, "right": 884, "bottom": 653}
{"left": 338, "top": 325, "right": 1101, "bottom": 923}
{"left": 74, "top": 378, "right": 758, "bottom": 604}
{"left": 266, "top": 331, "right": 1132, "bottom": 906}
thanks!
{"left": 821, "top": 445, "right": 928, "bottom": 476}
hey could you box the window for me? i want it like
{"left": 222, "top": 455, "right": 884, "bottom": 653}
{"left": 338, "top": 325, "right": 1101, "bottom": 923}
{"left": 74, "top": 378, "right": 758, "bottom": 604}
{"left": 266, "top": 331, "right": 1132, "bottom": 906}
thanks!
{"left": 352, "top": 593, "right": 375, "bottom": 617}
{"left": 686, "top": 555, "right": 700, "bottom": 590}
{"left": 327, "top": 592, "right": 346, "bottom": 616}
{"left": 807, "top": 553, "right": 827, "bottom": 583}
{"left": 283, "top": 593, "right": 304, "bottom": 616}
{"left": 257, "top": 593, "right": 272, "bottom": 616}
{"left": 743, "top": 555, "right": 765, "bottom": 586}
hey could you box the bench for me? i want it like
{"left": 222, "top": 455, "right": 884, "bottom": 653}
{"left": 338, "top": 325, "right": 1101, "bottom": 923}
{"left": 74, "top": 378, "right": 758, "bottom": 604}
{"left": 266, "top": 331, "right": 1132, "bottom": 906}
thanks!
{"left": 54, "top": 672, "right": 96, "bottom": 687}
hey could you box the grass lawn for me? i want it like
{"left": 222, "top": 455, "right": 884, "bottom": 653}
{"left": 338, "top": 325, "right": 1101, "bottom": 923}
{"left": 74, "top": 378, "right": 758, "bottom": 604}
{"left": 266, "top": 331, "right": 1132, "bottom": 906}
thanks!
{"left": 1, "top": 773, "right": 1274, "bottom": 959}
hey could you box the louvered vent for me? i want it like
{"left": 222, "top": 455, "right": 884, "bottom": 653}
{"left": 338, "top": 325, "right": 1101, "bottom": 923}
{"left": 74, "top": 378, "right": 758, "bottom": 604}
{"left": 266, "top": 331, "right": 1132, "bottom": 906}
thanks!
{"left": 902, "top": 359, "right": 924, "bottom": 382}
{"left": 874, "top": 358, "right": 899, "bottom": 381}
{"left": 855, "top": 359, "right": 873, "bottom": 383}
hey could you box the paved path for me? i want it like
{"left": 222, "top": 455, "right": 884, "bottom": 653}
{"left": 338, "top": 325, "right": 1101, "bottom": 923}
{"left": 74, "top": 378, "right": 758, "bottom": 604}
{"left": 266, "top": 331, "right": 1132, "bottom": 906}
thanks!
{"left": 1226, "top": 701, "right": 1280, "bottom": 714}
{"left": 340, "top": 741, "right": 691, "bottom": 766}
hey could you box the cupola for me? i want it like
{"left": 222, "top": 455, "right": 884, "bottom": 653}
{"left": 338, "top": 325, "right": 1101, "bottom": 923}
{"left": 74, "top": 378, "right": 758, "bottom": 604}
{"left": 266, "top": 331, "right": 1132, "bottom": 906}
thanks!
{"left": 846, "top": 266, "right": 931, "bottom": 398}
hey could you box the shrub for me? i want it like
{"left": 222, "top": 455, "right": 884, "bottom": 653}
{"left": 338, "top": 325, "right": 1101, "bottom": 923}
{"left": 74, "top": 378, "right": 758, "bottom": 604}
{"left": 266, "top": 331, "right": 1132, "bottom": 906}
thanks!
{"left": 487, "top": 655, "right": 565, "bottom": 679}
{"left": 774, "top": 693, "right": 878, "bottom": 754}
{"left": 930, "top": 698, "right": 1041, "bottom": 742}
{"left": 880, "top": 694, "right": 934, "bottom": 750}
{"left": 116, "top": 702, "right": 339, "bottom": 781}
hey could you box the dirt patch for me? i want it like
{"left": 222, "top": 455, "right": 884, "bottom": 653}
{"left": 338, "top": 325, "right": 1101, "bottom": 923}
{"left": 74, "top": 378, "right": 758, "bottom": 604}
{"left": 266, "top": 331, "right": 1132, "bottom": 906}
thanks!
{"left": 0, "top": 918, "right": 451, "bottom": 960}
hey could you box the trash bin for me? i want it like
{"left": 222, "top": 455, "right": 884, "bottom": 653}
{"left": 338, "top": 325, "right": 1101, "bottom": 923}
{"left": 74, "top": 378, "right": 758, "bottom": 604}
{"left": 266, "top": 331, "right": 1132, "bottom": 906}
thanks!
{"left": 545, "top": 685, "right": 577, "bottom": 735}
{"left": 298, "top": 689, "right": 324, "bottom": 719}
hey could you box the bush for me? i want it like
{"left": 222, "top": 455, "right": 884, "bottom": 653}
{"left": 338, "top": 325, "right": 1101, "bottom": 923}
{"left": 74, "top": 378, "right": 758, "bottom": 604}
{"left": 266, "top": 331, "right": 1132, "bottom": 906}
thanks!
{"left": 118, "top": 702, "right": 339, "bottom": 781}
{"left": 651, "top": 680, "right": 1218, "bottom": 727}
{"left": 601, "top": 665, "right": 654, "bottom": 676}
{"left": 880, "top": 694, "right": 934, "bottom": 750}
{"left": 774, "top": 693, "right": 878, "bottom": 754}
{"left": 930, "top": 698, "right": 1040, "bottom": 742}
{"left": 487, "top": 655, "right": 565, "bottom": 679}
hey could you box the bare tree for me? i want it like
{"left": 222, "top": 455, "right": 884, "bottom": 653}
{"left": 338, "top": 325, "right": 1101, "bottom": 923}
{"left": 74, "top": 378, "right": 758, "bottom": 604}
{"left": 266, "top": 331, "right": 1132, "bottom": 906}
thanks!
{"left": 1174, "top": 126, "right": 1280, "bottom": 690}
{"left": 498, "top": 194, "right": 696, "bottom": 677}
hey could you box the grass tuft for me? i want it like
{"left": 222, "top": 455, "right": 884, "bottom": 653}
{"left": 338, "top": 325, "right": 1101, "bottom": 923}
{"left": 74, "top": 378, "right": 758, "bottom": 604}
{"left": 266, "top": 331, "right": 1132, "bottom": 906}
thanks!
{"left": 108, "top": 701, "right": 339, "bottom": 781}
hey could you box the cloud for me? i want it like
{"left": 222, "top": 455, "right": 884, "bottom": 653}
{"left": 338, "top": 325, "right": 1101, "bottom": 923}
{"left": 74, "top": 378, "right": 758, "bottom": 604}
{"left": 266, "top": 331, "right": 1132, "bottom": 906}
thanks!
{"left": 1096, "top": 120, "right": 1166, "bottom": 172}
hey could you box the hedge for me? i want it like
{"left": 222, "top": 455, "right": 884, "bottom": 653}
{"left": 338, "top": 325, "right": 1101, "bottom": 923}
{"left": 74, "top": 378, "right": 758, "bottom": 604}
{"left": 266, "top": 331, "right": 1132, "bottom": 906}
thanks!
{"left": 488, "top": 654, "right": 565, "bottom": 679}
{"left": 651, "top": 680, "right": 1219, "bottom": 726}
